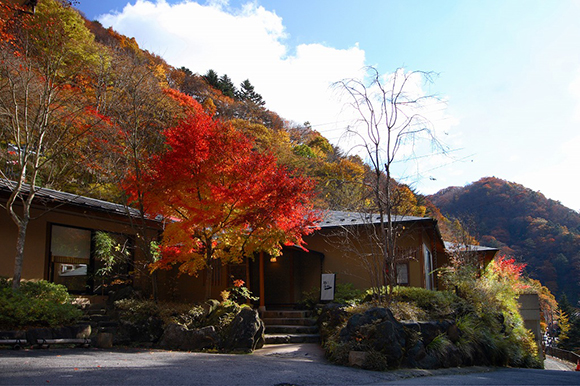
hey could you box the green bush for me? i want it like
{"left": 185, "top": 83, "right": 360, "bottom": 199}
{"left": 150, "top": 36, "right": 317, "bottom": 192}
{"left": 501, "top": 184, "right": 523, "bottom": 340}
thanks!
{"left": 391, "top": 286, "right": 465, "bottom": 320}
{"left": 298, "top": 283, "right": 364, "bottom": 309}
{"left": 114, "top": 299, "right": 206, "bottom": 329}
{"left": 0, "top": 278, "right": 82, "bottom": 329}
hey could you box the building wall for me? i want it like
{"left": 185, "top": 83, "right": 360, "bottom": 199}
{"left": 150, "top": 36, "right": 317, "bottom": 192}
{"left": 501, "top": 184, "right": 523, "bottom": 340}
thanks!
{"left": 302, "top": 221, "right": 437, "bottom": 292}
{"left": 0, "top": 200, "right": 158, "bottom": 294}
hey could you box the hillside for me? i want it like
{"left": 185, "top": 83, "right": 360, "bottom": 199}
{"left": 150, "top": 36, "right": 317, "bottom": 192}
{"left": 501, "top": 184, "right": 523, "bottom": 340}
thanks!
{"left": 429, "top": 177, "right": 580, "bottom": 304}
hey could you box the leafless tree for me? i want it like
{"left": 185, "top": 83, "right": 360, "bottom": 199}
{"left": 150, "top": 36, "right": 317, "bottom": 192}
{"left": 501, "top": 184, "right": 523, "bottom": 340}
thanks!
{"left": 332, "top": 66, "right": 446, "bottom": 302}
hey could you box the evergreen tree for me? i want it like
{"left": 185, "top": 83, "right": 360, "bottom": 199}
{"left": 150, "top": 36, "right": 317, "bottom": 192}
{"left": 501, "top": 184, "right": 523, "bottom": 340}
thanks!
{"left": 238, "top": 79, "right": 265, "bottom": 106}
{"left": 218, "top": 74, "right": 236, "bottom": 98}
{"left": 203, "top": 69, "right": 220, "bottom": 89}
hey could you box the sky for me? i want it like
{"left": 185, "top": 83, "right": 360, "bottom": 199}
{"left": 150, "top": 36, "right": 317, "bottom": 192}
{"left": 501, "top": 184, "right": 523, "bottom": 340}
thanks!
{"left": 75, "top": 0, "right": 580, "bottom": 211}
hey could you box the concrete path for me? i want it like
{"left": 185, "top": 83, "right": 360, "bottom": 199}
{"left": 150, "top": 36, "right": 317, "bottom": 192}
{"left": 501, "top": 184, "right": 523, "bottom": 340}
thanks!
{"left": 544, "top": 355, "right": 576, "bottom": 371}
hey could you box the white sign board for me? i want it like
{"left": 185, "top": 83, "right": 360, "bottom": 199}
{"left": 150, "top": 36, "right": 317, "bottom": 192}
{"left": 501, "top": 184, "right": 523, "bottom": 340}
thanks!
{"left": 320, "top": 273, "right": 336, "bottom": 301}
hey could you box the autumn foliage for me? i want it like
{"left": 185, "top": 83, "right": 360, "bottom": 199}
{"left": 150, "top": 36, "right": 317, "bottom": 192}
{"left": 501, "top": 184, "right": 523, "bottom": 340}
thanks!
{"left": 124, "top": 92, "right": 320, "bottom": 276}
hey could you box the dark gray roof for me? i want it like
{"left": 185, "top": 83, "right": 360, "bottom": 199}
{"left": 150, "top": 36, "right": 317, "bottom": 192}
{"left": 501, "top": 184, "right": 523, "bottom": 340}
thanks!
{"left": 444, "top": 241, "right": 499, "bottom": 253}
{"left": 0, "top": 179, "right": 142, "bottom": 218}
{"left": 318, "top": 210, "right": 431, "bottom": 228}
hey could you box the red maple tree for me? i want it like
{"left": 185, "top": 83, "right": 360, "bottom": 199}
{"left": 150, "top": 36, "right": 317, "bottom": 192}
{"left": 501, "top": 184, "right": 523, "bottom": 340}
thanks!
{"left": 124, "top": 92, "right": 320, "bottom": 284}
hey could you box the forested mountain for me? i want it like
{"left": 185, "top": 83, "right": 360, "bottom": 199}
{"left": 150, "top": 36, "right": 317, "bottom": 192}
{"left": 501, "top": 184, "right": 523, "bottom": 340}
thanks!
{"left": 0, "top": 1, "right": 485, "bottom": 265}
{"left": 429, "top": 177, "right": 580, "bottom": 304}
{"left": 1, "top": 0, "right": 444, "bottom": 219}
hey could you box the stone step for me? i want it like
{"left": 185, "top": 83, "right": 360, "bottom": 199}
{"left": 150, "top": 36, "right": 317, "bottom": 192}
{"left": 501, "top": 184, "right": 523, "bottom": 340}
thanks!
{"left": 262, "top": 317, "right": 317, "bottom": 326}
{"left": 261, "top": 310, "right": 312, "bottom": 319}
{"left": 88, "top": 314, "right": 111, "bottom": 323}
{"left": 265, "top": 325, "right": 319, "bottom": 334}
{"left": 264, "top": 334, "right": 320, "bottom": 344}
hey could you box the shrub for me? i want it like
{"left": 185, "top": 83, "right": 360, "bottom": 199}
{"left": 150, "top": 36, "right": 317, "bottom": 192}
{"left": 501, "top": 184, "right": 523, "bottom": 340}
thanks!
{"left": 438, "top": 255, "right": 543, "bottom": 368}
{"left": 298, "top": 283, "right": 364, "bottom": 309}
{"left": 114, "top": 299, "right": 206, "bottom": 329}
{"left": 0, "top": 278, "right": 82, "bottom": 329}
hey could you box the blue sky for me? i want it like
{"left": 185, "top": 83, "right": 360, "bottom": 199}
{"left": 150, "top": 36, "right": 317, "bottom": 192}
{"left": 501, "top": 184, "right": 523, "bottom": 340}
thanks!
{"left": 76, "top": 0, "right": 580, "bottom": 211}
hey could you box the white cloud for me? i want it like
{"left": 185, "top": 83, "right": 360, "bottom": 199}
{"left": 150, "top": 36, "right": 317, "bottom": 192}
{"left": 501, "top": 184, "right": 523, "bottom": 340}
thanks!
{"left": 98, "top": 0, "right": 365, "bottom": 128}
{"left": 99, "top": 0, "right": 458, "bottom": 192}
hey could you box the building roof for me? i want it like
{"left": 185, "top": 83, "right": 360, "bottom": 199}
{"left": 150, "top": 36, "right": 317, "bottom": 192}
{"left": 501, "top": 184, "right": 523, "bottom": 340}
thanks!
{"left": 318, "top": 210, "right": 432, "bottom": 228}
{"left": 443, "top": 241, "right": 500, "bottom": 253}
{"left": 0, "top": 179, "right": 142, "bottom": 218}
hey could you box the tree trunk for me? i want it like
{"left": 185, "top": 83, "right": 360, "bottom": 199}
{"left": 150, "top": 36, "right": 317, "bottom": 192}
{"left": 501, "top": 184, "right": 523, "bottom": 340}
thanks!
{"left": 12, "top": 216, "right": 29, "bottom": 290}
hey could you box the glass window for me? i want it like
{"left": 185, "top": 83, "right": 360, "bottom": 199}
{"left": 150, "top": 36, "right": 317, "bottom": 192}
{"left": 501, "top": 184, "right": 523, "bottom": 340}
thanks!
{"left": 51, "top": 225, "right": 91, "bottom": 292}
{"left": 396, "top": 263, "right": 409, "bottom": 285}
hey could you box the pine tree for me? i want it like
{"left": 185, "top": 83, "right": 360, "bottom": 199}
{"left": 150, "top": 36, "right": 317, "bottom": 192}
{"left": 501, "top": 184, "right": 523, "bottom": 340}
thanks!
{"left": 238, "top": 79, "right": 265, "bottom": 106}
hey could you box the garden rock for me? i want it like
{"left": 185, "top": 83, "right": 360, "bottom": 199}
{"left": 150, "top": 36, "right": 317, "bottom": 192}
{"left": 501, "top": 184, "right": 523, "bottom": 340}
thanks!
{"left": 404, "top": 340, "right": 427, "bottom": 368}
{"left": 158, "top": 323, "right": 218, "bottom": 351}
{"left": 318, "top": 303, "right": 348, "bottom": 340}
{"left": 96, "top": 332, "right": 113, "bottom": 348}
{"left": 116, "top": 316, "right": 164, "bottom": 344}
{"left": 439, "top": 343, "right": 463, "bottom": 368}
{"left": 339, "top": 307, "right": 407, "bottom": 367}
{"left": 224, "top": 308, "right": 265, "bottom": 352}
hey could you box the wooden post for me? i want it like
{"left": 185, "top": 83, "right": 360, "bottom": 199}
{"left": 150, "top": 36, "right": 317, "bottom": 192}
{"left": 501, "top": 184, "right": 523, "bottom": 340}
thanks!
{"left": 259, "top": 251, "right": 265, "bottom": 312}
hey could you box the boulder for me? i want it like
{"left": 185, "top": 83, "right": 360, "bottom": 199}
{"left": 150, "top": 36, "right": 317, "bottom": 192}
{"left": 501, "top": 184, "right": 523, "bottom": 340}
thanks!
{"left": 158, "top": 323, "right": 218, "bottom": 351}
{"left": 116, "top": 316, "right": 164, "bottom": 344}
{"left": 339, "top": 307, "right": 406, "bottom": 367}
{"left": 96, "top": 332, "right": 113, "bottom": 348}
{"left": 439, "top": 343, "right": 463, "bottom": 368}
{"left": 224, "top": 308, "right": 265, "bottom": 352}
{"left": 405, "top": 340, "right": 427, "bottom": 368}
{"left": 318, "top": 303, "right": 348, "bottom": 340}
{"left": 348, "top": 351, "right": 368, "bottom": 367}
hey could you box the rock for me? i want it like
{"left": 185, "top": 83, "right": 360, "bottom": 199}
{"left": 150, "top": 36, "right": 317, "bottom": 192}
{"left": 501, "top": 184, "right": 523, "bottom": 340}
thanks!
{"left": 115, "top": 316, "right": 164, "bottom": 344}
{"left": 338, "top": 307, "right": 406, "bottom": 368}
{"left": 96, "top": 332, "right": 113, "bottom": 348}
{"left": 446, "top": 323, "right": 460, "bottom": 343}
{"left": 440, "top": 344, "right": 463, "bottom": 368}
{"left": 348, "top": 351, "right": 368, "bottom": 367}
{"left": 158, "top": 323, "right": 218, "bottom": 351}
{"left": 415, "top": 321, "right": 442, "bottom": 346}
{"left": 318, "top": 303, "right": 348, "bottom": 340}
{"left": 203, "top": 299, "right": 221, "bottom": 316}
{"left": 367, "top": 319, "right": 406, "bottom": 364}
{"left": 416, "top": 353, "right": 440, "bottom": 369}
{"left": 224, "top": 308, "right": 265, "bottom": 352}
{"left": 405, "top": 340, "right": 427, "bottom": 368}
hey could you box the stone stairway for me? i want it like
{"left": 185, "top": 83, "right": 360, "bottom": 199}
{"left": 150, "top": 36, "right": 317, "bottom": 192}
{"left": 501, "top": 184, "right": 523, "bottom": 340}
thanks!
{"left": 79, "top": 299, "right": 118, "bottom": 347}
{"left": 261, "top": 310, "right": 320, "bottom": 344}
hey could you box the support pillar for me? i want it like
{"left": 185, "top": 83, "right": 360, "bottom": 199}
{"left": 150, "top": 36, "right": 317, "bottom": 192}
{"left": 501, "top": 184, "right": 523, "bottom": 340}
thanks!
{"left": 259, "top": 251, "right": 266, "bottom": 312}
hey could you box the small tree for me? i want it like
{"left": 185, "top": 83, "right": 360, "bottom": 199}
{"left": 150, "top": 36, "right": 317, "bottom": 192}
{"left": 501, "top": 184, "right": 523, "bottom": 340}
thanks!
{"left": 333, "top": 66, "right": 445, "bottom": 302}
{"left": 123, "top": 92, "right": 319, "bottom": 298}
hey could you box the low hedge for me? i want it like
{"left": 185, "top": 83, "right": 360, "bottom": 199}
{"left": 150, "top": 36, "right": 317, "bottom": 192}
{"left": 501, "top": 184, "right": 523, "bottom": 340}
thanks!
{"left": 0, "top": 278, "right": 82, "bottom": 329}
